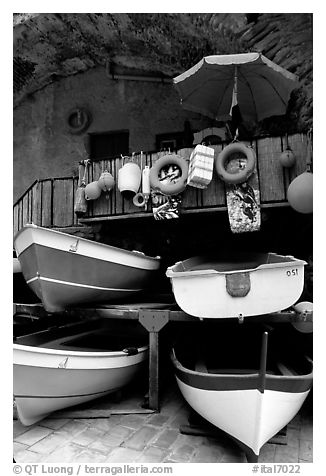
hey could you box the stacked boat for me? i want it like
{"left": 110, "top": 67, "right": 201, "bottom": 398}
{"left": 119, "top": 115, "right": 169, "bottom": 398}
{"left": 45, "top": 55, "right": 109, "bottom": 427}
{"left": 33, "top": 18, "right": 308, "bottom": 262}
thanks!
{"left": 14, "top": 318, "right": 148, "bottom": 425}
{"left": 171, "top": 324, "right": 312, "bottom": 462}
{"left": 14, "top": 223, "right": 161, "bottom": 313}
{"left": 166, "top": 252, "right": 312, "bottom": 460}
{"left": 166, "top": 252, "right": 307, "bottom": 319}
{"left": 13, "top": 224, "right": 160, "bottom": 424}
{"left": 13, "top": 224, "right": 312, "bottom": 462}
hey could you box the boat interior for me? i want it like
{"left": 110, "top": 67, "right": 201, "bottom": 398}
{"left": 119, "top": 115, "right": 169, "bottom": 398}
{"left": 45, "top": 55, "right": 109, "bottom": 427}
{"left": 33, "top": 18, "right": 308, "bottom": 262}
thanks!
{"left": 172, "top": 252, "right": 300, "bottom": 274}
{"left": 13, "top": 316, "right": 148, "bottom": 352}
{"left": 171, "top": 322, "right": 313, "bottom": 377}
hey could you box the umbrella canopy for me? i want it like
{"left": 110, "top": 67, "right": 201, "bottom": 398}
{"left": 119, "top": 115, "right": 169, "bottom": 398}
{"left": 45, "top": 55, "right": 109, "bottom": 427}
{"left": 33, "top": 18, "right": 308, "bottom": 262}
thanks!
{"left": 173, "top": 52, "right": 300, "bottom": 123}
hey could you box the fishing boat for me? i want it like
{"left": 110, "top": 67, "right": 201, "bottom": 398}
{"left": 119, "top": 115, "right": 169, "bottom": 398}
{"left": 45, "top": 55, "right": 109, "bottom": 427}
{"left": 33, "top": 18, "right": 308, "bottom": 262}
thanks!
{"left": 14, "top": 224, "right": 161, "bottom": 312}
{"left": 166, "top": 252, "right": 306, "bottom": 318}
{"left": 171, "top": 325, "right": 313, "bottom": 461}
{"left": 13, "top": 319, "right": 149, "bottom": 425}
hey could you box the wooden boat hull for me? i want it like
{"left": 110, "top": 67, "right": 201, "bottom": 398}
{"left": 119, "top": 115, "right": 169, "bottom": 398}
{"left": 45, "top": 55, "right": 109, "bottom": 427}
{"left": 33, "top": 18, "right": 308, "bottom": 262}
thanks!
{"left": 13, "top": 322, "right": 148, "bottom": 425}
{"left": 171, "top": 326, "right": 313, "bottom": 460}
{"left": 174, "top": 374, "right": 311, "bottom": 458}
{"left": 14, "top": 224, "right": 160, "bottom": 312}
{"left": 166, "top": 253, "right": 306, "bottom": 318}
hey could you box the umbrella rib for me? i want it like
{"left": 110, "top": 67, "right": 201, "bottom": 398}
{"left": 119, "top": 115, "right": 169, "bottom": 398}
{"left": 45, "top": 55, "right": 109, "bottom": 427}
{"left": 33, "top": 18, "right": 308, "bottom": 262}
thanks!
{"left": 258, "top": 73, "right": 289, "bottom": 106}
{"left": 237, "top": 69, "right": 258, "bottom": 120}
{"left": 180, "top": 74, "right": 233, "bottom": 103}
{"left": 214, "top": 80, "right": 234, "bottom": 120}
{"left": 237, "top": 69, "right": 292, "bottom": 121}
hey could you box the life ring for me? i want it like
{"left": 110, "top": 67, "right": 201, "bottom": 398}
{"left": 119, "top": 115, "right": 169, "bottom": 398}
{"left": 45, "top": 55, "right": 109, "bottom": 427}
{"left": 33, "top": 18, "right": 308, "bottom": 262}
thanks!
{"left": 66, "top": 108, "right": 92, "bottom": 135}
{"left": 215, "top": 142, "right": 256, "bottom": 184}
{"left": 150, "top": 154, "right": 188, "bottom": 196}
{"left": 133, "top": 192, "right": 146, "bottom": 207}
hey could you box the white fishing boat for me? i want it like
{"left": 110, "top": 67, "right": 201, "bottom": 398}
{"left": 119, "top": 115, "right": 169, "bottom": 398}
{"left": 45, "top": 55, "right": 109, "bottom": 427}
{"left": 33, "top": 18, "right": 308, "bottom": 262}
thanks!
{"left": 171, "top": 325, "right": 313, "bottom": 461}
{"left": 166, "top": 252, "right": 306, "bottom": 318}
{"left": 14, "top": 224, "right": 161, "bottom": 312}
{"left": 13, "top": 319, "right": 149, "bottom": 425}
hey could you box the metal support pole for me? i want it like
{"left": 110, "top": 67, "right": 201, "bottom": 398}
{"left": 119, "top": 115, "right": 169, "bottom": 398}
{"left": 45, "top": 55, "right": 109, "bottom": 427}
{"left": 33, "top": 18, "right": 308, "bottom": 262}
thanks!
{"left": 139, "top": 310, "right": 169, "bottom": 412}
{"left": 148, "top": 331, "right": 160, "bottom": 411}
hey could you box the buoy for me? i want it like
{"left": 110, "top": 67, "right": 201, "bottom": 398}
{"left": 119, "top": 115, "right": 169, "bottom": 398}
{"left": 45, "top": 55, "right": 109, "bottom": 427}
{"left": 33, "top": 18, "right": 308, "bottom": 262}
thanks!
{"left": 85, "top": 181, "right": 102, "bottom": 200}
{"left": 280, "top": 135, "right": 296, "bottom": 168}
{"left": 280, "top": 148, "right": 296, "bottom": 168}
{"left": 98, "top": 170, "right": 115, "bottom": 192}
{"left": 292, "top": 301, "right": 313, "bottom": 333}
{"left": 287, "top": 172, "right": 313, "bottom": 214}
{"left": 118, "top": 162, "right": 141, "bottom": 198}
{"left": 74, "top": 159, "right": 90, "bottom": 217}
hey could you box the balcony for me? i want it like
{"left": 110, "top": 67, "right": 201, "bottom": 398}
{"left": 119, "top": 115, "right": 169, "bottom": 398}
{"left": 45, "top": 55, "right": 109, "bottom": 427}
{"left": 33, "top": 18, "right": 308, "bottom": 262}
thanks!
{"left": 13, "top": 133, "right": 309, "bottom": 235}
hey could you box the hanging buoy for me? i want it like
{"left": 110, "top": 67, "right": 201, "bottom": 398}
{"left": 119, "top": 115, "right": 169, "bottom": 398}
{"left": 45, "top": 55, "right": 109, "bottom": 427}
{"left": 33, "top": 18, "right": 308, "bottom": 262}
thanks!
{"left": 150, "top": 154, "right": 188, "bottom": 196}
{"left": 280, "top": 135, "right": 296, "bottom": 168}
{"left": 215, "top": 142, "right": 256, "bottom": 184}
{"left": 85, "top": 181, "right": 102, "bottom": 200}
{"left": 118, "top": 162, "right": 141, "bottom": 199}
{"left": 280, "top": 148, "right": 296, "bottom": 168}
{"left": 288, "top": 129, "right": 314, "bottom": 214}
{"left": 74, "top": 159, "right": 90, "bottom": 217}
{"left": 98, "top": 170, "right": 115, "bottom": 193}
{"left": 287, "top": 172, "right": 313, "bottom": 213}
{"left": 142, "top": 165, "right": 151, "bottom": 195}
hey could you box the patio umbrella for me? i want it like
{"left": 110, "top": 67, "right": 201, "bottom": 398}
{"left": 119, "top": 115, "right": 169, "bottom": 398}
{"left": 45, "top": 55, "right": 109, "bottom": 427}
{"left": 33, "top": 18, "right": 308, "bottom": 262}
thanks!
{"left": 173, "top": 52, "right": 300, "bottom": 123}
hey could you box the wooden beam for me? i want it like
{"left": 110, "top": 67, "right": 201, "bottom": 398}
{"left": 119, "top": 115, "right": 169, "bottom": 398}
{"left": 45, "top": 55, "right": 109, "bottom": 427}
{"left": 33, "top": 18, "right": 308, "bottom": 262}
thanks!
{"left": 78, "top": 202, "right": 290, "bottom": 223}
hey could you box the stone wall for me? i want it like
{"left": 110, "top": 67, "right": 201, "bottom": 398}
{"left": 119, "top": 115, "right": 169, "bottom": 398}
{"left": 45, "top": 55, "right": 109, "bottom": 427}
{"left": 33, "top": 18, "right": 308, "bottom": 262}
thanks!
{"left": 13, "top": 66, "right": 210, "bottom": 201}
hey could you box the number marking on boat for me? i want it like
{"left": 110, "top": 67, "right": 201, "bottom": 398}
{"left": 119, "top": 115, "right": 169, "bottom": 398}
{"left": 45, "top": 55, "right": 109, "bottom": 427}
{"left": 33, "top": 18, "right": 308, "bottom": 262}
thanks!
{"left": 286, "top": 269, "right": 299, "bottom": 277}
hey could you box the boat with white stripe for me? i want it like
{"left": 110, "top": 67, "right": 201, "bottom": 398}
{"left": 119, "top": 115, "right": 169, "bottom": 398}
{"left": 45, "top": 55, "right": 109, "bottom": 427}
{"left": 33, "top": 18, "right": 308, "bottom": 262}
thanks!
{"left": 14, "top": 224, "right": 161, "bottom": 312}
{"left": 14, "top": 319, "right": 149, "bottom": 425}
{"left": 171, "top": 325, "right": 312, "bottom": 461}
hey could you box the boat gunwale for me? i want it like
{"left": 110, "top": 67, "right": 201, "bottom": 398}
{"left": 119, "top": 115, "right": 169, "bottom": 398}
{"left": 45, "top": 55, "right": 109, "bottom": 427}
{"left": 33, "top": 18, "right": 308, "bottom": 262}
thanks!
{"left": 13, "top": 343, "right": 149, "bottom": 358}
{"left": 170, "top": 349, "right": 313, "bottom": 393}
{"left": 166, "top": 255, "right": 307, "bottom": 278}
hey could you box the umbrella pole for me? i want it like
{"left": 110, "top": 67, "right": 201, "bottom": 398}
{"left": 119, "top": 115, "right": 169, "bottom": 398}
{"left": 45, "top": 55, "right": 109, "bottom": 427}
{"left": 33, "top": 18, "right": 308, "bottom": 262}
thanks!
{"left": 234, "top": 65, "right": 238, "bottom": 104}
{"left": 230, "top": 66, "right": 242, "bottom": 140}
{"left": 230, "top": 66, "right": 238, "bottom": 113}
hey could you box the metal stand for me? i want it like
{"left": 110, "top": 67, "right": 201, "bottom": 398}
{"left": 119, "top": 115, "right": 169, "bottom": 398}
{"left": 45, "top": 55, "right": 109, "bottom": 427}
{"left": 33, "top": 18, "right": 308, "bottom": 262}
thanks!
{"left": 139, "top": 310, "right": 169, "bottom": 411}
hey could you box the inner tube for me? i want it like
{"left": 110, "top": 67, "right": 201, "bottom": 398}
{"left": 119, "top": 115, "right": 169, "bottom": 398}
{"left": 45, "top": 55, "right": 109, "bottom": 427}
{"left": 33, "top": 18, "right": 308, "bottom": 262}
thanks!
{"left": 133, "top": 192, "right": 146, "bottom": 207}
{"left": 150, "top": 154, "right": 188, "bottom": 196}
{"left": 215, "top": 143, "right": 256, "bottom": 184}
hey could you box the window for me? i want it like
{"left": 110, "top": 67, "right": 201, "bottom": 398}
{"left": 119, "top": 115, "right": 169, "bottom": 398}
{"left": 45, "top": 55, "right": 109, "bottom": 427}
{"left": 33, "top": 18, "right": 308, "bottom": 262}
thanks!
{"left": 156, "top": 132, "right": 184, "bottom": 152}
{"left": 89, "top": 131, "right": 129, "bottom": 160}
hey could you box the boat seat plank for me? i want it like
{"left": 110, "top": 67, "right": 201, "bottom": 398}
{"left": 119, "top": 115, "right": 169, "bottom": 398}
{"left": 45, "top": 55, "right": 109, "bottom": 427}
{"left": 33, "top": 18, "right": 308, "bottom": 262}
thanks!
{"left": 195, "top": 359, "right": 208, "bottom": 373}
{"left": 208, "top": 368, "right": 258, "bottom": 375}
{"left": 207, "top": 368, "right": 276, "bottom": 375}
{"left": 195, "top": 342, "right": 208, "bottom": 373}
{"left": 276, "top": 362, "right": 298, "bottom": 376}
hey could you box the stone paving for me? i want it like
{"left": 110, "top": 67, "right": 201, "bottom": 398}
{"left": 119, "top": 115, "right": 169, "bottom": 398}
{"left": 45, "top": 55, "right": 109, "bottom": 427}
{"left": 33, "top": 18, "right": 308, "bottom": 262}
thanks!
{"left": 13, "top": 382, "right": 313, "bottom": 464}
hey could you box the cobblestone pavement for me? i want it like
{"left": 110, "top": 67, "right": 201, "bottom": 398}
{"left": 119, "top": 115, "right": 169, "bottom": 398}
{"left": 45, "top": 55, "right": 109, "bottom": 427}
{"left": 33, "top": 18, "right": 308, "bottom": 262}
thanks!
{"left": 13, "top": 382, "right": 313, "bottom": 464}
